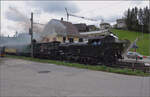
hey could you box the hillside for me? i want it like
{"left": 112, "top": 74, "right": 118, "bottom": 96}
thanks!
{"left": 111, "top": 29, "right": 150, "bottom": 56}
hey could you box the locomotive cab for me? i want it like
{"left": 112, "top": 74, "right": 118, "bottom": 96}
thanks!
{"left": 88, "top": 38, "right": 102, "bottom": 45}
{"left": 88, "top": 35, "right": 116, "bottom": 45}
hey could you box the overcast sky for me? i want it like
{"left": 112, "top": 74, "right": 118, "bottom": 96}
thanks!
{"left": 1, "top": 0, "right": 149, "bottom": 36}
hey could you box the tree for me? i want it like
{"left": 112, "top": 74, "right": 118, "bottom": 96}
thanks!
{"left": 124, "top": 6, "right": 150, "bottom": 33}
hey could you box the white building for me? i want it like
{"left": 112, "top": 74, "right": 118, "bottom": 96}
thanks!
{"left": 100, "top": 23, "right": 111, "bottom": 29}
{"left": 116, "top": 19, "right": 126, "bottom": 29}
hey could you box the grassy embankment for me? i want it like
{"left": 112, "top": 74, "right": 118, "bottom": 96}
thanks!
{"left": 6, "top": 55, "right": 150, "bottom": 76}
{"left": 111, "top": 29, "right": 150, "bottom": 56}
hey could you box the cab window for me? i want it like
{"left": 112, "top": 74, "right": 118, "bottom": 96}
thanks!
{"left": 79, "top": 38, "right": 83, "bottom": 42}
{"left": 68, "top": 38, "right": 74, "bottom": 43}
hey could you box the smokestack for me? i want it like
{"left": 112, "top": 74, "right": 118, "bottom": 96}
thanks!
{"left": 61, "top": 17, "right": 63, "bottom": 21}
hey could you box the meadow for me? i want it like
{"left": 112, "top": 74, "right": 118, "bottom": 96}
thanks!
{"left": 111, "top": 29, "right": 150, "bottom": 56}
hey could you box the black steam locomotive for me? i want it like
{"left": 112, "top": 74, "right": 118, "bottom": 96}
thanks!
{"left": 33, "top": 35, "right": 130, "bottom": 66}
{"left": 4, "top": 35, "right": 150, "bottom": 72}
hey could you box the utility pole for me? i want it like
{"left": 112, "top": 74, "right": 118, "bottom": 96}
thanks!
{"left": 149, "top": 19, "right": 150, "bottom": 56}
{"left": 0, "top": 31, "right": 2, "bottom": 44}
{"left": 141, "top": 24, "right": 144, "bottom": 55}
{"left": 30, "top": 12, "right": 34, "bottom": 57}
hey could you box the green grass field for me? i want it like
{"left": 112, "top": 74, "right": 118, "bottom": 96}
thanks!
{"left": 111, "top": 29, "right": 150, "bottom": 56}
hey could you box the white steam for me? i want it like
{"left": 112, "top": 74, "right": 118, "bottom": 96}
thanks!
{"left": 1, "top": 7, "right": 69, "bottom": 52}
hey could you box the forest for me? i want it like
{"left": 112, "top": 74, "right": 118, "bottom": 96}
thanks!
{"left": 124, "top": 6, "right": 150, "bottom": 33}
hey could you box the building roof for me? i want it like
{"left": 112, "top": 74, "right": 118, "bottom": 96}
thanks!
{"left": 87, "top": 25, "right": 96, "bottom": 29}
{"left": 74, "top": 23, "right": 87, "bottom": 32}
{"left": 116, "top": 19, "right": 125, "bottom": 22}
{"left": 100, "top": 23, "right": 110, "bottom": 25}
{"left": 59, "top": 20, "right": 79, "bottom": 35}
{"left": 42, "top": 19, "right": 79, "bottom": 36}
